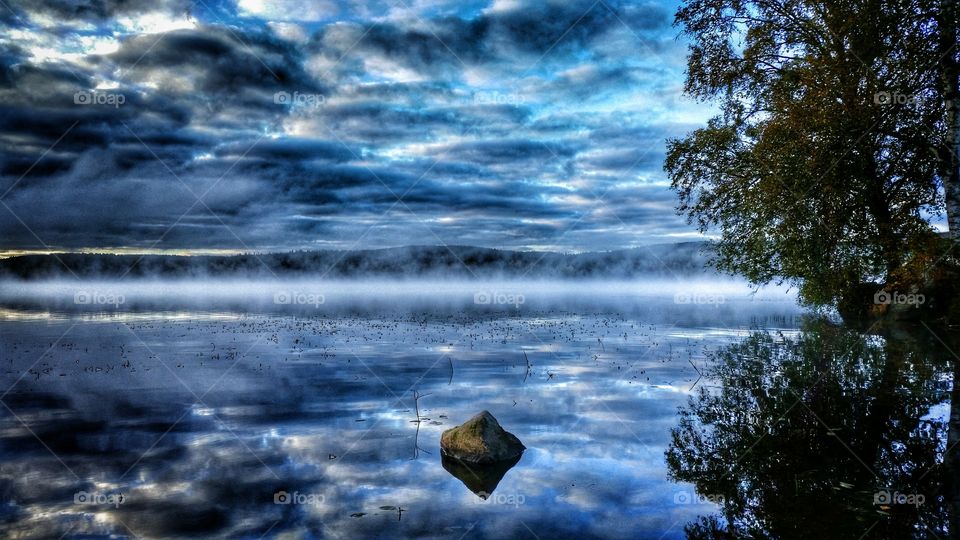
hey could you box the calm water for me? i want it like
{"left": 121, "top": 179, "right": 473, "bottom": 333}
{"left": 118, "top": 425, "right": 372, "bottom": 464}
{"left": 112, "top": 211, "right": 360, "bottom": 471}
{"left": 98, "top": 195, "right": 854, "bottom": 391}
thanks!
{"left": 0, "top": 281, "right": 954, "bottom": 538}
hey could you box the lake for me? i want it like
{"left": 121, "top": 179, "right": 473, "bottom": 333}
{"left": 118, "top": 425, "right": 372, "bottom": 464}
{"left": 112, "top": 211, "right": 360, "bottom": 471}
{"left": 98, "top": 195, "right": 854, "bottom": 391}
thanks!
{"left": 0, "top": 280, "right": 953, "bottom": 538}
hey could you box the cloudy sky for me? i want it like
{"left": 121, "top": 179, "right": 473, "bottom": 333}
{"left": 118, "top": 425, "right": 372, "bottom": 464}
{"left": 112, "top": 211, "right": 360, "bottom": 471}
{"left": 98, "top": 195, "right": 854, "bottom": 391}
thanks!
{"left": 0, "top": 0, "right": 713, "bottom": 255}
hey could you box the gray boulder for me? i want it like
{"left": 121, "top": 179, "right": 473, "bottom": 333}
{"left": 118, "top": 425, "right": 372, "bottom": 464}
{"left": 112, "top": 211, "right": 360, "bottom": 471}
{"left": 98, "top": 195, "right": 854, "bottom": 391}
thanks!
{"left": 440, "top": 411, "right": 525, "bottom": 464}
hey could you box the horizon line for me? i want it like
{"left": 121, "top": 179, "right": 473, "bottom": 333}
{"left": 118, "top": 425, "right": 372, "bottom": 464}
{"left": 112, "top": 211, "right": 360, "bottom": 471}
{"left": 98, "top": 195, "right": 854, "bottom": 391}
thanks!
{"left": 0, "top": 240, "right": 712, "bottom": 260}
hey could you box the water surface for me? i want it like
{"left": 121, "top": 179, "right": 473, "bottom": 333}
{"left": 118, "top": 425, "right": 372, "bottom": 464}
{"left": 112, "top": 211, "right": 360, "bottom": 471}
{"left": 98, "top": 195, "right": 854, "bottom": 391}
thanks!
{"left": 0, "top": 281, "right": 951, "bottom": 538}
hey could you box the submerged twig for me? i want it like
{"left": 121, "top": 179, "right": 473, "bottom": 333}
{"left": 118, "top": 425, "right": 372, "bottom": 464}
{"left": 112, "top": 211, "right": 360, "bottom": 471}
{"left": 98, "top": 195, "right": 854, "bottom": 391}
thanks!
{"left": 522, "top": 349, "right": 531, "bottom": 383}
{"left": 411, "top": 389, "right": 432, "bottom": 459}
{"left": 412, "top": 389, "right": 432, "bottom": 423}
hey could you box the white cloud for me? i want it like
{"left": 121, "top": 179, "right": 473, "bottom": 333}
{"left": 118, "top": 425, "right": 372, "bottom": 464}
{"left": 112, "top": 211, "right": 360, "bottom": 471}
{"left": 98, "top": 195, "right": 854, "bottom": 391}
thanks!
{"left": 237, "top": 0, "right": 338, "bottom": 22}
{"left": 115, "top": 11, "right": 197, "bottom": 34}
{"left": 267, "top": 22, "right": 309, "bottom": 43}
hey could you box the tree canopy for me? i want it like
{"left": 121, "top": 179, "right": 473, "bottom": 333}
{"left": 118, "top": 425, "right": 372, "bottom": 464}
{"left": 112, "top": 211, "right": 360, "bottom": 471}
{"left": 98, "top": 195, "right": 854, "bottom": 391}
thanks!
{"left": 666, "top": 0, "right": 959, "bottom": 306}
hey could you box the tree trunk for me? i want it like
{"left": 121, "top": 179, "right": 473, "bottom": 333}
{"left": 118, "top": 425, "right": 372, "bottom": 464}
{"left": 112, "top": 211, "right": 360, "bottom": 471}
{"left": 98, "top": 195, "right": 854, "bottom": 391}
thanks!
{"left": 947, "top": 356, "right": 960, "bottom": 538}
{"left": 866, "top": 160, "right": 901, "bottom": 277}
{"left": 940, "top": 0, "right": 960, "bottom": 238}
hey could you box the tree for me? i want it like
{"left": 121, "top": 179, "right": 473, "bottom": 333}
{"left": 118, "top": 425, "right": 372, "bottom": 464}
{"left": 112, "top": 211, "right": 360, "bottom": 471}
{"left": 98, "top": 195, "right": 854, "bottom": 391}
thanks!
{"left": 666, "top": 321, "right": 952, "bottom": 538}
{"left": 665, "top": 0, "right": 958, "bottom": 306}
{"left": 939, "top": 0, "right": 960, "bottom": 238}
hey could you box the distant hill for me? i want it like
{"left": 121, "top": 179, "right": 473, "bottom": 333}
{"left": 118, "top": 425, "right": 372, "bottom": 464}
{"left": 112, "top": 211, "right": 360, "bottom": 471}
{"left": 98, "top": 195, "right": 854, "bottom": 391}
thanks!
{"left": 0, "top": 243, "right": 715, "bottom": 280}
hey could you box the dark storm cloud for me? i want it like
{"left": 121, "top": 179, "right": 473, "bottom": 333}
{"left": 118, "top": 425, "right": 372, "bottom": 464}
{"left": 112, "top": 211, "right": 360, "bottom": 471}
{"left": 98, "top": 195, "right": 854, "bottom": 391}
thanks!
{"left": 275, "top": 163, "right": 409, "bottom": 194}
{"left": 481, "top": 0, "right": 663, "bottom": 55}
{"left": 216, "top": 138, "right": 355, "bottom": 161}
{"left": 306, "top": 0, "right": 672, "bottom": 81}
{"left": 302, "top": 99, "right": 535, "bottom": 147}
{"left": 1, "top": 151, "right": 73, "bottom": 177}
{"left": 390, "top": 158, "right": 494, "bottom": 180}
{"left": 0, "top": 0, "right": 707, "bottom": 252}
{"left": 538, "top": 65, "right": 647, "bottom": 101}
{"left": 436, "top": 139, "right": 578, "bottom": 165}
{"left": 5, "top": 0, "right": 189, "bottom": 22}
{"left": 341, "top": 20, "right": 488, "bottom": 71}
{"left": 311, "top": 102, "right": 483, "bottom": 142}
{"left": 338, "top": 80, "right": 457, "bottom": 102}
{"left": 0, "top": 46, "right": 195, "bottom": 178}
{"left": 106, "top": 27, "right": 322, "bottom": 97}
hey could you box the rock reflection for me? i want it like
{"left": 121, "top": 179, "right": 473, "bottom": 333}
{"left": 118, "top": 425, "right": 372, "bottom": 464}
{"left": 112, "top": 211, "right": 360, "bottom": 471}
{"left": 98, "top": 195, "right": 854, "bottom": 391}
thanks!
{"left": 666, "top": 320, "right": 954, "bottom": 539}
{"left": 441, "top": 453, "right": 523, "bottom": 499}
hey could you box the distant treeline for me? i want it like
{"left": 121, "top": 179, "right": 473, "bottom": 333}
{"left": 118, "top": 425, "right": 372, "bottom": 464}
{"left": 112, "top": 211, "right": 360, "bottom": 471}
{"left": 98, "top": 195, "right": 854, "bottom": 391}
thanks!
{"left": 0, "top": 243, "right": 713, "bottom": 279}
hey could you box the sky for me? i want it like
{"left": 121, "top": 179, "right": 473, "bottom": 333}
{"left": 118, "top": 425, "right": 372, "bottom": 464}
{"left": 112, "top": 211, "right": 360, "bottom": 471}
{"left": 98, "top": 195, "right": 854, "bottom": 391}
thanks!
{"left": 0, "top": 0, "right": 714, "bottom": 255}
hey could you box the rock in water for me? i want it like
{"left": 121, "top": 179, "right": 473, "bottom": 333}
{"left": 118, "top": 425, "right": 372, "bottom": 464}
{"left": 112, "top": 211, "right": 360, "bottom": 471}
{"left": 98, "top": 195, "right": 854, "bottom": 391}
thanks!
{"left": 440, "top": 411, "right": 525, "bottom": 464}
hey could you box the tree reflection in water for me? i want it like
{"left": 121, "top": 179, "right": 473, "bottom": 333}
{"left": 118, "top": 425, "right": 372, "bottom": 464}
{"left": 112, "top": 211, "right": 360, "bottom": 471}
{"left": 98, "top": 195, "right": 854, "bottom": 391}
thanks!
{"left": 666, "top": 319, "right": 956, "bottom": 539}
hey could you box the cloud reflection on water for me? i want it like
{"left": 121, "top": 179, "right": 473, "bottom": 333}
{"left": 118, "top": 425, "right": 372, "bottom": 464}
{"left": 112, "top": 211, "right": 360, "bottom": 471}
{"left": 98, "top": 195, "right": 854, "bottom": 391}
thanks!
{"left": 0, "top": 288, "right": 801, "bottom": 538}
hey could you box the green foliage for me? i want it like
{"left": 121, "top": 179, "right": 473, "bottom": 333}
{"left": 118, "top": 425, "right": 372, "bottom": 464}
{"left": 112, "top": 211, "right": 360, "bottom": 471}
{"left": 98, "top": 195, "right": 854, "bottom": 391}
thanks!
{"left": 666, "top": 0, "right": 954, "bottom": 306}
